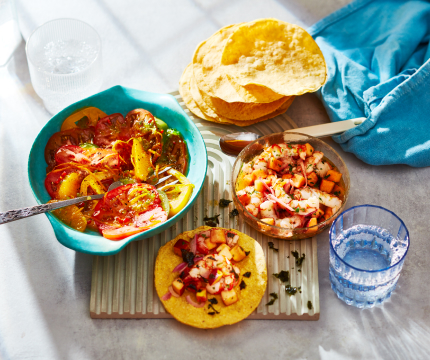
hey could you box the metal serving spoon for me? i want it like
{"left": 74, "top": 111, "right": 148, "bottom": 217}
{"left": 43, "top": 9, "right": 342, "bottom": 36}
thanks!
{"left": 219, "top": 118, "right": 366, "bottom": 156}
{"left": 0, "top": 167, "right": 177, "bottom": 225}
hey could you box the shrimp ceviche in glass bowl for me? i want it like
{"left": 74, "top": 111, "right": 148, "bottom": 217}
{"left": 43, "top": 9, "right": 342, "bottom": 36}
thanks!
{"left": 232, "top": 132, "right": 350, "bottom": 240}
{"left": 44, "top": 107, "right": 194, "bottom": 240}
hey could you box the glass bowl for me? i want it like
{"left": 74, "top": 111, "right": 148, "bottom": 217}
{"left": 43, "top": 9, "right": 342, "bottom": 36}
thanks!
{"left": 231, "top": 132, "right": 350, "bottom": 240}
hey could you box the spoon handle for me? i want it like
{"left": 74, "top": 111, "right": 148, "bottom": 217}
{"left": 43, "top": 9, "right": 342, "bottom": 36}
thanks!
{"left": 0, "top": 194, "right": 104, "bottom": 225}
{"left": 285, "top": 117, "right": 366, "bottom": 138}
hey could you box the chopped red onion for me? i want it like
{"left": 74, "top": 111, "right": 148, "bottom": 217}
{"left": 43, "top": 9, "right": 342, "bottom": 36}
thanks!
{"left": 186, "top": 295, "right": 205, "bottom": 308}
{"left": 169, "top": 286, "right": 180, "bottom": 298}
{"left": 190, "top": 235, "right": 197, "bottom": 254}
{"left": 161, "top": 291, "right": 172, "bottom": 301}
{"left": 172, "top": 262, "right": 187, "bottom": 273}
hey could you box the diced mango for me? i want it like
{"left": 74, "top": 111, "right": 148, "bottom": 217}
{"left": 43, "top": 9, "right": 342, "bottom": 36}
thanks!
{"left": 306, "top": 217, "right": 318, "bottom": 234}
{"left": 172, "top": 278, "right": 185, "bottom": 296}
{"left": 326, "top": 170, "right": 342, "bottom": 183}
{"left": 312, "top": 209, "right": 325, "bottom": 218}
{"left": 252, "top": 169, "right": 267, "bottom": 179}
{"left": 282, "top": 174, "right": 293, "bottom": 180}
{"left": 221, "top": 289, "right": 239, "bottom": 306}
{"left": 230, "top": 245, "right": 247, "bottom": 262}
{"left": 218, "top": 247, "right": 233, "bottom": 261}
{"left": 268, "top": 158, "right": 282, "bottom": 172}
{"left": 323, "top": 207, "right": 333, "bottom": 221}
{"left": 291, "top": 174, "right": 305, "bottom": 188}
{"left": 306, "top": 172, "right": 318, "bottom": 187}
{"left": 320, "top": 179, "right": 335, "bottom": 193}
{"left": 333, "top": 184, "right": 345, "bottom": 198}
{"left": 205, "top": 238, "right": 217, "bottom": 250}
{"left": 261, "top": 218, "right": 275, "bottom": 225}
{"left": 243, "top": 173, "right": 256, "bottom": 187}
{"left": 305, "top": 143, "right": 314, "bottom": 157}
{"left": 196, "top": 289, "right": 207, "bottom": 303}
{"left": 210, "top": 228, "right": 227, "bottom": 244}
{"left": 216, "top": 244, "right": 230, "bottom": 253}
{"left": 254, "top": 179, "right": 267, "bottom": 192}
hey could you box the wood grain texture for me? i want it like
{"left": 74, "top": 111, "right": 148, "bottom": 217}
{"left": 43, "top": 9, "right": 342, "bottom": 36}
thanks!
{"left": 90, "top": 91, "right": 320, "bottom": 321}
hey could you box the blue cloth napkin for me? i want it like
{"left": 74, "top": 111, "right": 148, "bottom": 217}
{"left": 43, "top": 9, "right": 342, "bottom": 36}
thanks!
{"left": 308, "top": 0, "right": 430, "bottom": 167}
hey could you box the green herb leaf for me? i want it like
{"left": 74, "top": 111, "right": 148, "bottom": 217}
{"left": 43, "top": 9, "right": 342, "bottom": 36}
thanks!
{"left": 243, "top": 272, "right": 251, "bottom": 278}
{"left": 285, "top": 284, "right": 298, "bottom": 296}
{"left": 291, "top": 251, "right": 306, "bottom": 266}
{"left": 307, "top": 301, "right": 313, "bottom": 310}
{"left": 208, "top": 303, "right": 220, "bottom": 314}
{"left": 208, "top": 298, "right": 218, "bottom": 305}
{"left": 239, "top": 280, "right": 246, "bottom": 290}
{"left": 229, "top": 209, "right": 239, "bottom": 217}
{"left": 219, "top": 199, "right": 232, "bottom": 208}
{"left": 268, "top": 241, "right": 279, "bottom": 252}
{"left": 204, "top": 214, "right": 220, "bottom": 227}
{"left": 273, "top": 270, "right": 289, "bottom": 283}
{"left": 266, "top": 292, "right": 278, "bottom": 306}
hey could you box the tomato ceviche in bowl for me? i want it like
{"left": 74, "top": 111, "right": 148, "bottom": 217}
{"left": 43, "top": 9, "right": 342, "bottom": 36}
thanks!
{"left": 44, "top": 106, "right": 194, "bottom": 240}
{"left": 233, "top": 132, "right": 350, "bottom": 239}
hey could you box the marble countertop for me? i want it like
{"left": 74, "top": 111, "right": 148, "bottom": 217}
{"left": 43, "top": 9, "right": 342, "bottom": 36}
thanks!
{"left": 1, "top": 0, "right": 430, "bottom": 359}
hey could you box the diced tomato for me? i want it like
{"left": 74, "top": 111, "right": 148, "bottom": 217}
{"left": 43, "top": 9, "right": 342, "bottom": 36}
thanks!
{"left": 173, "top": 239, "right": 190, "bottom": 257}
{"left": 196, "top": 237, "right": 209, "bottom": 255}
{"left": 94, "top": 114, "right": 132, "bottom": 147}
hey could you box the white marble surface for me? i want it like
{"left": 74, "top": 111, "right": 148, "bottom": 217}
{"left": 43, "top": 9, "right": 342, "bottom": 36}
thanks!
{"left": 1, "top": 0, "right": 430, "bottom": 359}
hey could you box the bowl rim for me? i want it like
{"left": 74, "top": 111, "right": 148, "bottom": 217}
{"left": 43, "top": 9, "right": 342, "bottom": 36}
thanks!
{"left": 231, "top": 131, "right": 350, "bottom": 234}
{"left": 27, "top": 85, "right": 207, "bottom": 255}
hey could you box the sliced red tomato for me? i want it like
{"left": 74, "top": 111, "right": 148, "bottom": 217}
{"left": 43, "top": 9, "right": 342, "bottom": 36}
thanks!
{"left": 83, "top": 148, "right": 120, "bottom": 170}
{"left": 45, "top": 128, "right": 95, "bottom": 172}
{"left": 126, "top": 109, "right": 157, "bottom": 137}
{"left": 55, "top": 145, "right": 90, "bottom": 165}
{"left": 92, "top": 183, "right": 167, "bottom": 239}
{"left": 94, "top": 113, "right": 132, "bottom": 147}
{"left": 44, "top": 166, "right": 88, "bottom": 198}
{"left": 168, "top": 134, "right": 188, "bottom": 174}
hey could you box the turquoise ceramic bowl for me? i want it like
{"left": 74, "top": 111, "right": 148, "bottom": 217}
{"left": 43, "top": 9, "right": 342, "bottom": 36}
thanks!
{"left": 28, "top": 86, "right": 207, "bottom": 255}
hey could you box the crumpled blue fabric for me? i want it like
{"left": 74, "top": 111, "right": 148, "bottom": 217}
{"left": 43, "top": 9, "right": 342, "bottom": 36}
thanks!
{"left": 308, "top": 0, "right": 430, "bottom": 167}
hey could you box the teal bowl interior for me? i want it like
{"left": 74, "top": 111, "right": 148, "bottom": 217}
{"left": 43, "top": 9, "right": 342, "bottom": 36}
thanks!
{"left": 28, "top": 86, "right": 207, "bottom": 256}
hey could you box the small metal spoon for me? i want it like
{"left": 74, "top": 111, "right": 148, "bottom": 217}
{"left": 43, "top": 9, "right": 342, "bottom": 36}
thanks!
{"left": 219, "top": 117, "right": 366, "bottom": 156}
{"left": 0, "top": 167, "right": 176, "bottom": 225}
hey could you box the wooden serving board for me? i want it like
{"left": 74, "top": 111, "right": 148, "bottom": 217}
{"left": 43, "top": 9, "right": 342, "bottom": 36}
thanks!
{"left": 90, "top": 91, "right": 320, "bottom": 320}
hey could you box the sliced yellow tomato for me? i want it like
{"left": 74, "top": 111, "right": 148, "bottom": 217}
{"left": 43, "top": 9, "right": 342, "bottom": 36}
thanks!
{"left": 164, "top": 169, "right": 194, "bottom": 217}
{"left": 131, "top": 138, "right": 153, "bottom": 181}
{"left": 49, "top": 201, "right": 87, "bottom": 232}
{"left": 61, "top": 107, "right": 108, "bottom": 131}
{"left": 57, "top": 172, "right": 82, "bottom": 200}
{"left": 80, "top": 174, "right": 105, "bottom": 196}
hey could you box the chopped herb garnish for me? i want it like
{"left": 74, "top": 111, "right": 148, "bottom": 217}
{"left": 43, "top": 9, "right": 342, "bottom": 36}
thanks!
{"left": 288, "top": 164, "right": 293, "bottom": 173}
{"left": 268, "top": 241, "right": 279, "bottom": 252}
{"left": 285, "top": 285, "right": 298, "bottom": 296}
{"left": 181, "top": 249, "right": 195, "bottom": 268}
{"left": 273, "top": 270, "right": 289, "bottom": 283}
{"left": 245, "top": 251, "right": 250, "bottom": 256}
{"left": 204, "top": 214, "right": 220, "bottom": 227}
{"left": 208, "top": 304, "right": 220, "bottom": 314}
{"left": 243, "top": 272, "right": 251, "bottom": 278}
{"left": 298, "top": 269, "right": 301, "bottom": 272}
{"left": 266, "top": 292, "right": 278, "bottom": 306}
{"left": 291, "top": 251, "right": 306, "bottom": 266}
{"left": 229, "top": 209, "right": 239, "bottom": 217}
{"left": 334, "top": 191, "right": 340, "bottom": 196}
{"left": 208, "top": 312, "right": 216, "bottom": 315}
{"left": 324, "top": 174, "right": 330, "bottom": 179}
{"left": 239, "top": 280, "right": 246, "bottom": 290}
{"left": 200, "top": 233, "right": 208, "bottom": 238}
{"left": 207, "top": 256, "right": 216, "bottom": 261}
{"left": 226, "top": 232, "right": 235, "bottom": 238}
{"left": 208, "top": 298, "right": 218, "bottom": 305}
{"left": 307, "top": 301, "right": 313, "bottom": 310}
{"left": 295, "top": 207, "right": 300, "bottom": 213}
{"left": 219, "top": 199, "right": 232, "bottom": 208}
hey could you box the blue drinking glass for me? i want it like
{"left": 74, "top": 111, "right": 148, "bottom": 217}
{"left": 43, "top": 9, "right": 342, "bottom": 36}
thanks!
{"left": 329, "top": 205, "right": 410, "bottom": 309}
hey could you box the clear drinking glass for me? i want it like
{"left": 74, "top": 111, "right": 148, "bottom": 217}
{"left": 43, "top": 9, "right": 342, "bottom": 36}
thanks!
{"left": 26, "top": 18, "right": 102, "bottom": 114}
{"left": 329, "top": 205, "right": 409, "bottom": 308}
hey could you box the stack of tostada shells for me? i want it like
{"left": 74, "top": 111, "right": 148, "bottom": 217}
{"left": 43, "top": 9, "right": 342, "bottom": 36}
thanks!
{"left": 179, "top": 19, "right": 327, "bottom": 127}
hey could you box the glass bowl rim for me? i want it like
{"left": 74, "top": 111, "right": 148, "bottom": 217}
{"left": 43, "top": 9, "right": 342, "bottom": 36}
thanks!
{"left": 25, "top": 18, "right": 102, "bottom": 77}
{"left": 329, "top": 204, "right": 410, "bottom": 273}
{"left": 231, "top": 131, "right": 350, "bottom": 234}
